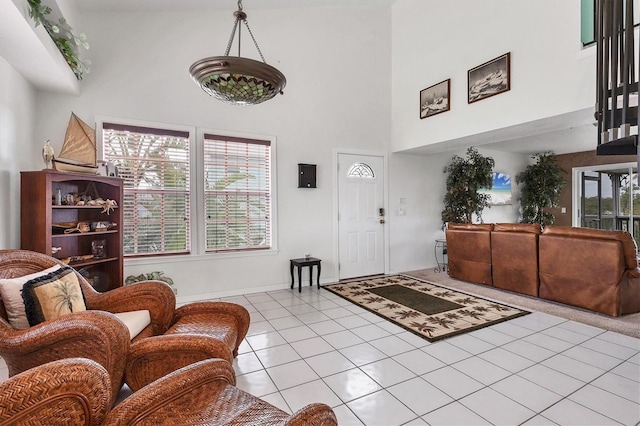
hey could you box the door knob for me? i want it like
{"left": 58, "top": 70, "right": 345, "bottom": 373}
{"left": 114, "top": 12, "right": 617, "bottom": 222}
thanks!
{"left": 379, "top": 219, "right": 385, "bottom": 224}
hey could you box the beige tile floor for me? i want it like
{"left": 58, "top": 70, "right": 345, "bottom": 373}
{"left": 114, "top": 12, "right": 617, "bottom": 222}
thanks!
{"left": 1, "top": 283, "right": 639, "bottom": 425}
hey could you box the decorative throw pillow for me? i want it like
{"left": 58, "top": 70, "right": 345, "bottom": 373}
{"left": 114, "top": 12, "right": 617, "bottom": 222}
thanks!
{"left": 22, "top": 266, "right": 87, "bottom": 327}
{"left": 0, "top": 265, "right": 61, "bottom": 329}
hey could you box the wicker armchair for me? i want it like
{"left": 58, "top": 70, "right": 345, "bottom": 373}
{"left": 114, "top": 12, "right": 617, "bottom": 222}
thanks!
{"left": 105, "top": 358, "right": 338, "bottom": 426}
{"left": 0, "top": 250, "right": 153, "bottom": 404}
{"left": 0, "top": 249, "right": 251, "bottom": 394}
{"left": 0, "top": 358, "right": 112, "bottom": 426}
{"left": 0, "top": 358, "right": 337, "bottom": 426}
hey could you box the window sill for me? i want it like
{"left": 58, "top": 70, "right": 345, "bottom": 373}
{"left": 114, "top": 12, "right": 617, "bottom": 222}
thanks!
{"left": 124, "top": 248, "right": 280, "bottom": 267}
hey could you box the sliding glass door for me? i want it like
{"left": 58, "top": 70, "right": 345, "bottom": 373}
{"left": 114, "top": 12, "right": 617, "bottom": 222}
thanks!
{"left": 581, "top": 171, "right": 601, "bottom": 229}
{"left": 577, "top": 165, "right": 639, "bottom": 247}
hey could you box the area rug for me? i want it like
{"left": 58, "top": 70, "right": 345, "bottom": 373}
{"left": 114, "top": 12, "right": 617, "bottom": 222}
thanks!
{"left": 324, "top": 275, "right": 529, "bottom": 342}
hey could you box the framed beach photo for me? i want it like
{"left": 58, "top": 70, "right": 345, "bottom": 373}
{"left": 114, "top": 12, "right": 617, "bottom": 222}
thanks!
{"left": 479, "top": 172, "right": 512, "bottom": 205}
{"left": 468, "top": 53, "right": 510, "bottom": 104}
{"left": 420, "top": 79, "right": 450, "bottom": 119}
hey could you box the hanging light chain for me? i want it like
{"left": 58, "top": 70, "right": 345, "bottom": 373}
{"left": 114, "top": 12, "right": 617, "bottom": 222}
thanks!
{"left": 222, "top": 0, "right": 267, "bottom": 63}
{"left": 224, "top": 15, "right": 242, "bottom": 56}
{"left": 242, "top": 20, "right": 267, "bottom": 63}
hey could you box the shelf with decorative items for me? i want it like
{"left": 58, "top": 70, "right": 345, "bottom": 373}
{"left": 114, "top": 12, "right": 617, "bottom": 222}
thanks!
{"left": 20, "top": 170, "right": 123, "bottom": 292}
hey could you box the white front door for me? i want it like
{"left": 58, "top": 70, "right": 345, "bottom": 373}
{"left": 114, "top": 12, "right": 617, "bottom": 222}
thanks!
{"left": 338, "top": 153, "right": 385, "bottom": 279}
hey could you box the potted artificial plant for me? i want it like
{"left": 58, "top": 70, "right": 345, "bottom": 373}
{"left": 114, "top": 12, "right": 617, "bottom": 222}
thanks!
{"left": 441, "top": 147, "right": 495, "bottom": 224}
{"left": 125, "top": 271, "right": 177, "bottom": 295}
{"left": 516, "top": 151, "right": 566, "bottom": 225}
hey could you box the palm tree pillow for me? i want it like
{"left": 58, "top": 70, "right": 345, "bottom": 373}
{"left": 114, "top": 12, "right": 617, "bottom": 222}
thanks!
{"left": 22, "top": 266, "right": 87, "bottom": 326}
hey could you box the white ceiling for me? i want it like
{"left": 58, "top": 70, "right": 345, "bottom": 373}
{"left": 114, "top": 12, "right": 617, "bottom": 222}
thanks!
{"left": 70, "top": 0, "right": 395, "bottom": 13}
{"left": 64, "top": 0, "right": 599, "bottom": 156}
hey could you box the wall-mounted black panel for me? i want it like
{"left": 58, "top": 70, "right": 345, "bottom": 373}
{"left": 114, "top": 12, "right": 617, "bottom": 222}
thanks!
{"left": 298, "top": 163, "right": 317, "bottom": 188}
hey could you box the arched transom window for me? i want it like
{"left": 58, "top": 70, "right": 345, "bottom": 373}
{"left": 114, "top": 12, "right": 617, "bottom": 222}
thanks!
{"left": 347, "top": 162, "right": 375, "bottom": 179}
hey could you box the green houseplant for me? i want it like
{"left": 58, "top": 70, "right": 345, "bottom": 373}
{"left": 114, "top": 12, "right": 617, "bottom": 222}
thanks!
{"left": 516, "top": 151, "right": 566, "bottom": 225}
{"left": 442, "top": 147, "right": 495, "bottom": 224}
{"left": 125, "top": 271, "right": 177, "bottom": 295}
{"left": 28, "top": 0, "right": 90, "bottom": 79}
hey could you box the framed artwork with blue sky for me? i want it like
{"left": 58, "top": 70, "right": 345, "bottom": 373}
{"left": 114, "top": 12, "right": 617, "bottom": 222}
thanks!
{"left": 480, "top": 172, "right": 512, "bottom": 205}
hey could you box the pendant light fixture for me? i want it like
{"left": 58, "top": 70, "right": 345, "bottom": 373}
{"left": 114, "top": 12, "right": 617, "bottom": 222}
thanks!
{"left": 189, "top": 0, "right": 286, "bottom": 105}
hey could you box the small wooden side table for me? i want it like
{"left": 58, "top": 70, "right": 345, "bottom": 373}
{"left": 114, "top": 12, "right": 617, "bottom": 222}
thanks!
{"left": 290, "top": 257, "right": 321, "bottom": 292}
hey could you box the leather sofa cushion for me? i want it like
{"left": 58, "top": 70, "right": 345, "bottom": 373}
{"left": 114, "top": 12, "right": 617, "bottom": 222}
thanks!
{"left": 493, "top": 223, "right": 541, "bottom": 234}
{"left": 543, "top": 225, "right": 637, "bottom": 269}
{"left": 491, "top": 226, "right": 539, "bottom": 296}
{"left": 446, "top": 223, "right": 493, "bottom": 285}
{"left": 447, "top": 223, "right": 494, "bottom": 232}
{"left": 539, "top": 231, "right": 627, "bottom": 315}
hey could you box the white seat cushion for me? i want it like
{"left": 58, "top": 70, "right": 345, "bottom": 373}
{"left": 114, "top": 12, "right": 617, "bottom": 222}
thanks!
{"left": 113, "top": 310, "right": 151, "bottom": 340}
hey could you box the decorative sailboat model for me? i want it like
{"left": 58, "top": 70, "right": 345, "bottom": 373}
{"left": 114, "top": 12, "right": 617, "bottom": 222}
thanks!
{"left": 53, "top": 113, "right": 99, "bottom": 174}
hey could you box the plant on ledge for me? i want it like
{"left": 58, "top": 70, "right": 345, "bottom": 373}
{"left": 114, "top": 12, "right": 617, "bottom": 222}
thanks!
{"left": 27, "top": 0, "right": 91, "bottom": 79}
{"left": 441, "top": 147, "right": 495, "bottom": 224}
{"left": 516, "top": 151, "right": 566, "bottom": 225}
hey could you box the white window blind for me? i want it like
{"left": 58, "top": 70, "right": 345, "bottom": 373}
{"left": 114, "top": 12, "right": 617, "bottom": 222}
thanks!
{"left": 102, "top": 123, "right": 191, "bottom": 256}
{"left": 203, "top": 134, "right": 271, "bottom": 252}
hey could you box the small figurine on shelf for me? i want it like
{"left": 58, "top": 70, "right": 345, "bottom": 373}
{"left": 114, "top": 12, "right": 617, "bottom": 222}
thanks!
{"left": 42, "top": 140, "right": 55, "bottom": 169}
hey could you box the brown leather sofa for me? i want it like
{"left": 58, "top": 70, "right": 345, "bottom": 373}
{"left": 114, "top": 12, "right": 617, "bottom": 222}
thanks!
{"left": 539, "top": 226, "right": 640, "bottom": 317}
{"left": 445, "top": 223, "right": 640, "bottom": 316}
{"left": 445, "top": 223, "right": 493, "bottom": 286}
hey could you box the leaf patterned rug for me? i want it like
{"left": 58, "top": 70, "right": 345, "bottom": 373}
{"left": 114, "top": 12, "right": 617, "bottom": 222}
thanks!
{"left": 324, "top": 275, "right": 529, "bottom": 342}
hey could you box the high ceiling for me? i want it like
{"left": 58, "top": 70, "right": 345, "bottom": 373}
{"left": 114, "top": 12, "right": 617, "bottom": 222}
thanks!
{"left": 70, "top": 0, "right": 395, "bottom": 13}
{"left": 65, "top": 0, "right": 598, "bottom": 156}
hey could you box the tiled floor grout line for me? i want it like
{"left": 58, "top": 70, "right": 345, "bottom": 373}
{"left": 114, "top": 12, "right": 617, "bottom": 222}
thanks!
{"left": 230, "top": 286, "right": 640, "bottom": 425}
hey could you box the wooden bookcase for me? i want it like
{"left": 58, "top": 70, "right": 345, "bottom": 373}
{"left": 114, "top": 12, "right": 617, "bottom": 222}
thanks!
{"left": 20, "top": 170, "right": 124, "bottom": 292}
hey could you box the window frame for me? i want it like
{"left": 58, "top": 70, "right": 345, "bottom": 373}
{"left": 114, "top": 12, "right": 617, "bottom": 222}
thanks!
{"left": 97, "top": 117, "right": 197, "bottom": 258}
{"left": 196, "top": 128, "right": 278, "bottom": 255}
{"left": 97, "top": 118, "right": 279, "bottom": 260}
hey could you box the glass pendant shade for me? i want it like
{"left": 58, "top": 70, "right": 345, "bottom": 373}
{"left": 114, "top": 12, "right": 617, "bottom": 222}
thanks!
{"left": 189, "top": 56, "right": 286, "bottom": 105}
{"left": 189, "top": 1, "right": 286, "bottom": 105}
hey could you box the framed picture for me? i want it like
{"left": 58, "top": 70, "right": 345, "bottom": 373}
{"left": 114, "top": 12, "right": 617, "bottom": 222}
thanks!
{"left": 479, "top": 172, "right": 512, "bottom": 205}
{"left": 420, "top": 79, "right": 450, "bottom": 119}
{"left": 468, "top": 52, "right": 510, "bottom": 104}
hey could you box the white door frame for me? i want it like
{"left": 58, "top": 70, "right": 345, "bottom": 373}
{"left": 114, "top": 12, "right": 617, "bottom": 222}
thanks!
{"left": 333, "top": 148, "right": 390, "bottom": 280}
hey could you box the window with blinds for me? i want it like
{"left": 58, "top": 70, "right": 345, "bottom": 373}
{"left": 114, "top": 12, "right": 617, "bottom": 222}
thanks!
{"left": 203, "top": 134, "right": 271, "bottom": 252}
{"left": 102, "top": 123, "right": 191, "bottom": 256}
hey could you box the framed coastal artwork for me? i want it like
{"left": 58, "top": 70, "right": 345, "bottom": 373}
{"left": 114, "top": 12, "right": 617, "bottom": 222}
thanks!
{"left": 480, "top": 172, "right": 512, "bottom": 205}
{"left": 468, "top": 53, "right": 510, "bottom": 104}
{"left": 420, "top": 79, "right": 450, "bottom": 119}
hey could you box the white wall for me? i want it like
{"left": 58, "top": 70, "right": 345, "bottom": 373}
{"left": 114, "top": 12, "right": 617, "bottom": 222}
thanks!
{"left": 388, "top": 151, "right": 448, "bottom": 273}
{"left": 31, "top": 5, "right": 393, "bottom": 299}
{"left": 391, "top": 0, "right": 593, "bottom": 153}
{"left": 0, "top": 57, "right": 36, "bottom": 249}
{"left": 388, "top": 147, "right": 529, "bottom": 274}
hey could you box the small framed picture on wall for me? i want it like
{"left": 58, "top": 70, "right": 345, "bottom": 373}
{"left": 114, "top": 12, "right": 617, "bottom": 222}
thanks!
{"left": 468, "top": 52, "right": 511, "bottom": 104}
{"left": 420, "top": 79, "right": 450, "bottom": 119}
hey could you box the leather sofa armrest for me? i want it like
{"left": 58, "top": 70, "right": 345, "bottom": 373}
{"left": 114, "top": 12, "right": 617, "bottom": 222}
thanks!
{"left": 628, "top": 267, "right": 640, "bottom": 279}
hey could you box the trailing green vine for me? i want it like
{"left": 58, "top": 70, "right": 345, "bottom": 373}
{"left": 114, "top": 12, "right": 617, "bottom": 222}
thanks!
{"left": 27, "top": 0, "right": 90, "bottom": 80}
